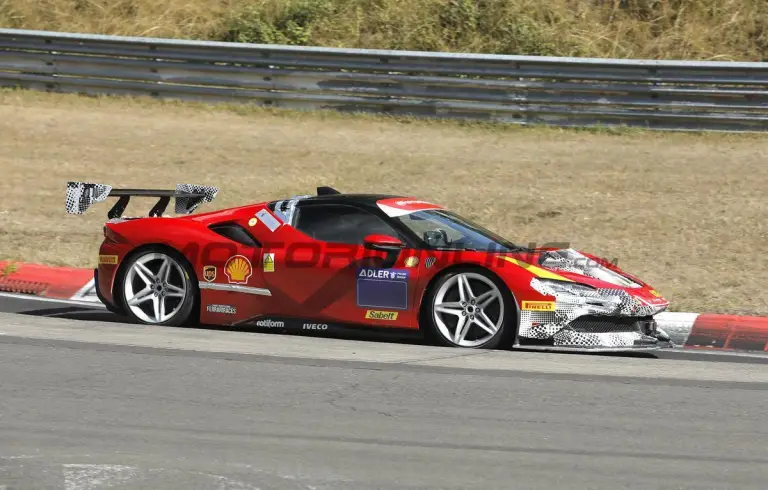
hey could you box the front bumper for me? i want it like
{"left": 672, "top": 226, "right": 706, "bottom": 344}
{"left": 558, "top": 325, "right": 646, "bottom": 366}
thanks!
{"left": 518, "top": 279, "right": 669, "bottom": 350}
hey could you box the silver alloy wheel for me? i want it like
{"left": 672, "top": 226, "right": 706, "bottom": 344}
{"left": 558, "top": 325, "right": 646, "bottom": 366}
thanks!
{"left": 433, "top": 272, "right": 504, "bottom": 347}
{"left": 123, "top": 252, "right": 188, "bottom": 324}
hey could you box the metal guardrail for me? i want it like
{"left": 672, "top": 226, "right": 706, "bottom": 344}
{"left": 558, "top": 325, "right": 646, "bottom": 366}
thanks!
{"left": 0, "top": 28, "right": 766, "bottom": 131}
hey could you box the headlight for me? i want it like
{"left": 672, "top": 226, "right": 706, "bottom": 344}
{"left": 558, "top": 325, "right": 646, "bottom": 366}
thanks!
{"left": 531, "top": 278, "right": 597, "bottom": 297}
{"left": 532, "top": 278, "right": 624, "bottom": 313}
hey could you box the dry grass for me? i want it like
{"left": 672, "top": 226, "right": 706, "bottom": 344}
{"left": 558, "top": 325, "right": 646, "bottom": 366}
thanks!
{"left": 0, "top": 89, "right": 767, "bottom": 315}
{"left": 0, "top": 0, "right": 766, "bottom": 60}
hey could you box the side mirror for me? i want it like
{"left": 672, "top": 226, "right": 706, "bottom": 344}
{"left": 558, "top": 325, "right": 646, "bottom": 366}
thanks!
{"left": 363, "top": 234, "right": 404, "bottom": 253}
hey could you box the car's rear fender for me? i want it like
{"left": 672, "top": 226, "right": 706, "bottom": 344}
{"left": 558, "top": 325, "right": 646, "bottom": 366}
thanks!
{"left": 97, "top": 218, "right": 233, "bottom": 310}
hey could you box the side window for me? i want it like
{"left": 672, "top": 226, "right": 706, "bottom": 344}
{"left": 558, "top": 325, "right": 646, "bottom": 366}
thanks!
{"left": 295, "top": 205, "right": 400, "bottom": 244}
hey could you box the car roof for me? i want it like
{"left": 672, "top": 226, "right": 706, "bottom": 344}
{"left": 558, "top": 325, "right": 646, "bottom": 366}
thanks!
{"left": 296, "top": 193, "right": 407, "bottom": 206}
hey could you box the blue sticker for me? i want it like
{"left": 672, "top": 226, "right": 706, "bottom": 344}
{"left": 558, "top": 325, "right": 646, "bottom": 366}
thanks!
{"left": 357, "top": 268, "right": 410, "bottom": 310}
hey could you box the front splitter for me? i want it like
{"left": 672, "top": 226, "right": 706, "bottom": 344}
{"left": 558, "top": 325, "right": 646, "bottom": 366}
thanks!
{"left": 513, "top": 341, "right": 674, "bottom": 353}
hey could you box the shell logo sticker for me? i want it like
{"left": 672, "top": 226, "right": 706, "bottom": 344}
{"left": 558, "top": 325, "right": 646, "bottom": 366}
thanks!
{"left": 404, "top": 256, "right": 419, "bottom": 268}
{"left": 522, "top": 301, "right": 556, "bottom": 311}
{"left": 224, "top": 255, "right": 252, "bottom": 284}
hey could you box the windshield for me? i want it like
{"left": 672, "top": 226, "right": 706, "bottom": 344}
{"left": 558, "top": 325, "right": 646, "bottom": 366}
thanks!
{"left": 393, "top": 210, "right": 526, "bottom": 252}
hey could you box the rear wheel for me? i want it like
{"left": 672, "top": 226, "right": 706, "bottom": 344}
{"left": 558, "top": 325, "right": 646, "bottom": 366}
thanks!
{"left": 424, "top": 268, "right": 515, "bottom": 349}
{"left": 120, "top": 248, "right": 197, "bottom": 326}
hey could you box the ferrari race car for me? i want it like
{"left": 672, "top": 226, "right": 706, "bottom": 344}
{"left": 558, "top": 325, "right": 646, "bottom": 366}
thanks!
{"left": 66, "top": 182, "right": 672, "bottom": 351}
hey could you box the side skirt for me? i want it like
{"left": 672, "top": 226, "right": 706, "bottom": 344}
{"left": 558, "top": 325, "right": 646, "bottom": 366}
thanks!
{"left": 224, "top": 315, "right": 423, "bottom": 338}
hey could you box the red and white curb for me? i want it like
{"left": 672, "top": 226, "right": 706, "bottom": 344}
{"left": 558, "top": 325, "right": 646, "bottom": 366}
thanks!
{"left": 0, "top": 261, "right": 97, "bottom": 302}
{"left": 2, "top": 261, "right": 767, "bottom": 353}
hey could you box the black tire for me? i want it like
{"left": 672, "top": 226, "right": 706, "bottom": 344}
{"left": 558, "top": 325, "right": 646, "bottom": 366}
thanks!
{"left": 421, "top": 267, "right": 517, "bottom": 349}
{"left": 118, "top": 246, "right": 198, "bottom": 327}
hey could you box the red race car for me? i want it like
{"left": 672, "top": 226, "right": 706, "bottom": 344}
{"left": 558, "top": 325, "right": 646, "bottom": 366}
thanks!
{"left": 66, "top": 182, "right": 672, "bottom": 352}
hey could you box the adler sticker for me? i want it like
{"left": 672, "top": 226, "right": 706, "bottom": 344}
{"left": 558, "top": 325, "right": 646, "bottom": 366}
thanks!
{"left": 522, "top": 301, "right": 556, "bottom": 311}
{"left": 357, "top": 268, "right": 409, "bottom": 310}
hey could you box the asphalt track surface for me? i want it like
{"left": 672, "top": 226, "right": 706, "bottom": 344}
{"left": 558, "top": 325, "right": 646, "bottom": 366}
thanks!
{"left": 1, "top": 294, "right": 767, "bottom": 489}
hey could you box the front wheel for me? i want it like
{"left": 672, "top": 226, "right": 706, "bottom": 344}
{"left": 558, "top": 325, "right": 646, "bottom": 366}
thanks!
{"left": 423, "top": 268, "right": 515, "bottom": 349}
{"left": 120, "top": 248, "right": 197, "bottom": 327}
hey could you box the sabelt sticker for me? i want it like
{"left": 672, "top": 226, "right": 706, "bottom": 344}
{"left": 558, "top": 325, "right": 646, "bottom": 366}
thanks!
{"left": 376, "top": 197, "right": 443, "bottom": 217}
{"left": 365, "top": 310, "right": 398, "bottom": 321}
{"left": 522, "top": 301, "right": 556, "bottom": 311}
{"left": 649, "top": 289, "right": 662, "bottom": 297}
{"left": 224, "top": 255, "right": 252, "bottom": 284}
{"left": 357, "top": 268, "right": 409, "bottom": 310}
{"left": 263, "top": 253, "right": 275, "bottom": 272}
{"left": 255, "top": 209, "right": 281, "bottom": 232}
{"left": 99, "top": 255, "right": 118, "bottom": 265}
{"left": 203, "top": 265, "right": 216, "bottom": 282}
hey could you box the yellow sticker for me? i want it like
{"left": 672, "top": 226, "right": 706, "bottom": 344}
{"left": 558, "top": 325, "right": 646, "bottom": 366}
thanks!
{"left": 499, "top": 256, "right": 572, "bottom": 282}
{"left": 224, "top": 255, "right": 252, "bottom": 284}
{"left": 263, "top": 253, "right": 275, "bottom": 272}
{"left": 522, "top": 301, "right": 556, "bottom": 311}
{"left": 649, "top": 289, "right": 662, "bottom": 297}
{"left": 404, "top": 256, "right": 419, "bottom": 268}
{"left": 98, "top": 255, "right": 118, "bottom": 265}
{"left": 248, "top": 217, "right": 258, "bottom": 227}
{"left": 365, "top": 310, "right": 398, "bottom": 321}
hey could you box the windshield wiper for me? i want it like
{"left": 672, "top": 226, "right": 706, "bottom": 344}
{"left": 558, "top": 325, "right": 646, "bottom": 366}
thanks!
{"left": 507, "top": 245, "right": 534, "bottom": 253}
{"left": 432, "top": 245, "right": 532, "bottom": 253}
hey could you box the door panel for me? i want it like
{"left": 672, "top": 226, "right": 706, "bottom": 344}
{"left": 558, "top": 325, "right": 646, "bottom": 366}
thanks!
{"left": 261, "top": 204, "right": 422, "bottom": 329}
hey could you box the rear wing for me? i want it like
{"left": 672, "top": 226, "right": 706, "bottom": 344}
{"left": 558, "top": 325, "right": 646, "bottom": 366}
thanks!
{"left": 65, "top": 182, "right": 219, "bottom": 219}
